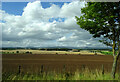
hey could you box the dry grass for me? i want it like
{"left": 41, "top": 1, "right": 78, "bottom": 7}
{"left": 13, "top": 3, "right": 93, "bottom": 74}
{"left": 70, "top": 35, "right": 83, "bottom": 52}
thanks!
{"left": 2, "top": 67, "right": 120, "bottom": 80}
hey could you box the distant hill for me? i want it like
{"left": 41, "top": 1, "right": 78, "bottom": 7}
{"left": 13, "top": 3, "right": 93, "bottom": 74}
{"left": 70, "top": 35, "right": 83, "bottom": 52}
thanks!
{"left": 1, "top": 46, "right": 112, "bottom": 50}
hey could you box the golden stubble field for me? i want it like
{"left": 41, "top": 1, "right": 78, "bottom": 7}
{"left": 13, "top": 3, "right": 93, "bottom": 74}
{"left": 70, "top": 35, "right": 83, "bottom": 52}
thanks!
{"left": 1, "top": 49, "right": 103, "bottom": 55}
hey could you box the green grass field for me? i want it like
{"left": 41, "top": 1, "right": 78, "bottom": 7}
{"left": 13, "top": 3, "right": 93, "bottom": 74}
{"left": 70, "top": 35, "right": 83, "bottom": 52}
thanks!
{"left": 99, "top": 51, "right": 117, "bottom": 56}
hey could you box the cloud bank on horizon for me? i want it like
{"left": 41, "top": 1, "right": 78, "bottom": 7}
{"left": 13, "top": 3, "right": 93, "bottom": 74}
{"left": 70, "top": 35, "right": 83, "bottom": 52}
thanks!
{"left": 0, "top": 1, "right": 107, "bottom": 48}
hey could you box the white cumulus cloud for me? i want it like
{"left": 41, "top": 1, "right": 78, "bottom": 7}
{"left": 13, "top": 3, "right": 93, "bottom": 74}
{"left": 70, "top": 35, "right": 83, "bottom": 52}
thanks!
{"left": 1, "top": 1, "right": 107, "bottom": 48}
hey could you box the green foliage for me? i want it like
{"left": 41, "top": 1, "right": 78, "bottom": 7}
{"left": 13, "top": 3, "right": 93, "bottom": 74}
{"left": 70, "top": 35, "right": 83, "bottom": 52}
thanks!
{"left": 76, "top": 2, "right": 120, "bottom": 79}
{"left": 76, "top": 2, "right": 120, "bottom": 47}
{"left": 25, "top": 51, "right": 32, "bottom": 54}
{"left": 100, "top": 51, "right": 118, "bottom": 55}
{"left": 100, "top": 51, "right": 113, "bottom": 55}
{"left": 26, "top": 51, "right": 29, "bottom": 54}
{"left": 16, "top": 51, "right": 19, "bottom": 53}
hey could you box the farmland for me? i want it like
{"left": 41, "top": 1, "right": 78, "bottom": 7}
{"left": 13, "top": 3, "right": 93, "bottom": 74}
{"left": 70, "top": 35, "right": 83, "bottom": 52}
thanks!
{"left": 2, "top": 50, "right": 120, "bottom": 80}
{"left": 1, "top": 49, "right": 99, "bottom": 55}
{"left": 1, "top": 0, "right": 120, "bottom": 81}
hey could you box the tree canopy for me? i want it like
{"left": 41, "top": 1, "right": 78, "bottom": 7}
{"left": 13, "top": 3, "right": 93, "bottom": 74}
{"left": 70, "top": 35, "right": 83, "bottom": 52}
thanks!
{"left": 76, "top": 2, "right": 120, "bottom": 79}
{"left": 76, "top": 2, "right": 120, "bottom": 47}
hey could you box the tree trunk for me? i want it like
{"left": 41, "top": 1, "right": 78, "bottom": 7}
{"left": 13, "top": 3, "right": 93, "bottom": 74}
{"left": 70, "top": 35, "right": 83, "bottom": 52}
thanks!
{"left": 111, "top": 55, "right": 118, "bottom": 79}
{"left": 112, "top": 41, "right": 116, "bottom": 56}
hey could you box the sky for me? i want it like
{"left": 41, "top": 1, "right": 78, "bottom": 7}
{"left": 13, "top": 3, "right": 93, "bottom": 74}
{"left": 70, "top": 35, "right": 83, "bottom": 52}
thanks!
{"left": 0, "top": 1, "right": 108, "bottom": 48}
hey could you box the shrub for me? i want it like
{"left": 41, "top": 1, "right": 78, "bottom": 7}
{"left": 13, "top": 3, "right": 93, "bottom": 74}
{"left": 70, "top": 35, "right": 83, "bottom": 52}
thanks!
{"left": 26, "top": 51, "right": 29, "bottom": 54}
{"left": 29, "top": 52, "right": 32, "bottom": 54}
{"left": 16, "top": 51, "right": 19, "bottom": 53}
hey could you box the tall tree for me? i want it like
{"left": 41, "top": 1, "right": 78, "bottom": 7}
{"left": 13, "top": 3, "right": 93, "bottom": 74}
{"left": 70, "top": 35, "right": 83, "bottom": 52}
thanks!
{"left": 76, "top": 2, "right": 120, "bottom": 79}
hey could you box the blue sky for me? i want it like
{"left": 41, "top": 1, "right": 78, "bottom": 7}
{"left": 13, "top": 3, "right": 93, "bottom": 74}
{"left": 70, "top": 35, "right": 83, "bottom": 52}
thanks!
{"left": 2, "top": 2, "right": 69, "bottom": 22}
{"left": 2, "top": 2, "right": 28, "bottom": 15}
{"left": 2, "top": 2, "right": 69, "bottom": 15}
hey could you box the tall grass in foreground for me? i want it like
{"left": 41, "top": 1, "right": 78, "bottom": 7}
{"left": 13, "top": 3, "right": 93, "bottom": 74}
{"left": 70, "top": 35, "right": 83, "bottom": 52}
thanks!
{"left": 2, "top": 68, "right": 120, "bottom": 80}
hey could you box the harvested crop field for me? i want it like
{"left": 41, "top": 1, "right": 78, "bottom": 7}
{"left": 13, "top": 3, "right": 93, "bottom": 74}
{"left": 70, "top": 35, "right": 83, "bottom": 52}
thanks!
{"left": 2, "top": 54, "right": 120, "bottom": 74}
